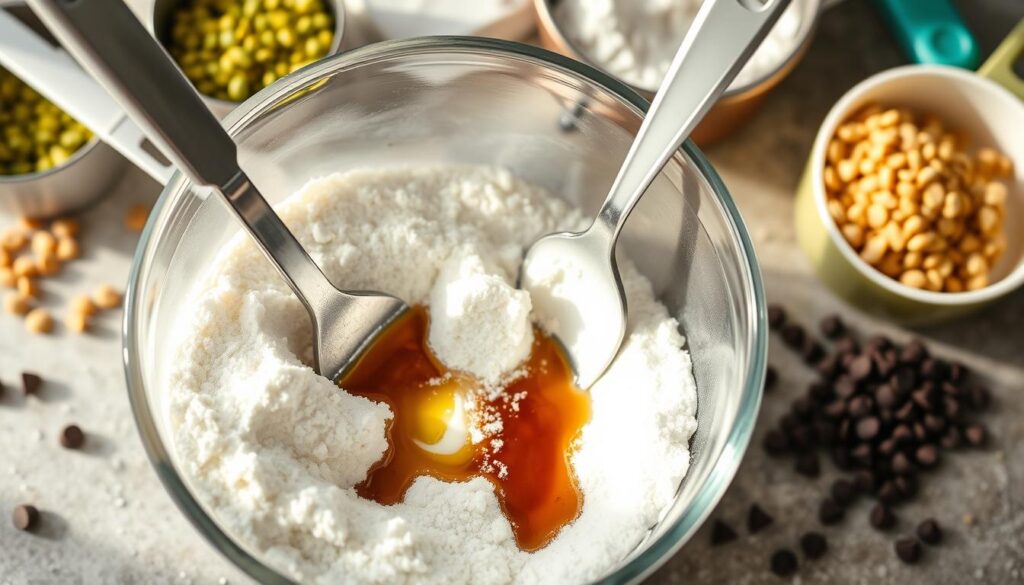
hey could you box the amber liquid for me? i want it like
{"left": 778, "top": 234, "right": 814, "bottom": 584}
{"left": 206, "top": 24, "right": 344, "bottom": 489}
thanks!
{"left": 340, "top": 307, "right": 591, "bottom": 551}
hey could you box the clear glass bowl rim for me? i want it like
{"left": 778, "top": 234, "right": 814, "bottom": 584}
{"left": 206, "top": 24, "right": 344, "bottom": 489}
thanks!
{"left": 122, "top": 35, "right": 768, "bottom": 585}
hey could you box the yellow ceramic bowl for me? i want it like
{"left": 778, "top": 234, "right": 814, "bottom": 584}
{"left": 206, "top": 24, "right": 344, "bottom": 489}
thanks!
{"left": 796, "top": 24, "right": 1024, "bottom": 324}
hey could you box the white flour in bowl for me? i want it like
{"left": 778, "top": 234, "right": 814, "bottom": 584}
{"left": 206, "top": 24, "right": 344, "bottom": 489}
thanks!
{"left": 168, "top": 166, "right": 698, "bottom": 584}
{"left": 554, "top": 0, "right": 803, "bottom": 90}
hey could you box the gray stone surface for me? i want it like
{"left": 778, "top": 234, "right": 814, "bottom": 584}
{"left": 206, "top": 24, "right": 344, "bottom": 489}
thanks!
{"left": 0, "top": 0, "right": 1021, "bottom": 584}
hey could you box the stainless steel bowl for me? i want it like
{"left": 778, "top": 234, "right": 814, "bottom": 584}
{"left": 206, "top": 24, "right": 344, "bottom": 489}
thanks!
{"left": 0, "top": 2, "right": 122, "bottom": 218}
{"left": 148, "top": 0, "right": 347, "bottom": 118}
{"left": 124, "top": 37, "right": 767, "bottom": 584}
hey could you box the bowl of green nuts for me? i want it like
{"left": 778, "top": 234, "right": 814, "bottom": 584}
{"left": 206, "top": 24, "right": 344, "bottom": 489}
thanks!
{"left": 152, "top": 0, "right": 345, "bottom": 116}
{"left": 0, "top": 2, "right": 123, "bottom": 218}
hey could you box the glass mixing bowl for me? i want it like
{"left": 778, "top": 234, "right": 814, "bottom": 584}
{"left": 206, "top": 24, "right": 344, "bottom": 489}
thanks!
{"left": 124, "top": 37, "right": 767, "bottom": 584}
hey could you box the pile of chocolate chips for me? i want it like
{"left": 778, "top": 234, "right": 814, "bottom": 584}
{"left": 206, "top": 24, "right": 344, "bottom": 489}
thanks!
{"left": 762, "top": 304, "right": 990, "bottom": 566}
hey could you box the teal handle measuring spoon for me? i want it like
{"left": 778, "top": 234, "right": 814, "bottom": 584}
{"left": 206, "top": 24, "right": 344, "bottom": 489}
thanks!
{"left": 874, "top": 0, "right": 980, "bottom": 69}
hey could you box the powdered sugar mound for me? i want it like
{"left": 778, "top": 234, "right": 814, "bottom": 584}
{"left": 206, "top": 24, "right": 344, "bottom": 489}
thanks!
{"left": 429, "top": 252, "right": 533, "bottom": 384}
{"left": 168, "top": 166, "right": 698, "bottom": 584}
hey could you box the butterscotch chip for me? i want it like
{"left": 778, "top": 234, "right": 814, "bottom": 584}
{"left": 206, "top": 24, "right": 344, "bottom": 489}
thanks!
{"left": 1, "top": 229, "right": 28, "bottom": 252}
{"left": 65, "top": 311, "right": 89, "bottom": 333}
{"left": 93, "top": 284, "right": 122, "bottom": 310}
{"left": 3, "top": 292, "right": 31, "bottom": 315}
{"left": 123, "top": 205, "right": 150, "bottom": 232}
{"left": 19, "top": 217, "right": 44, "bottom": 230}
{"left": 30, "top": 231, "right": 57, "bottom": 256}
{"left": 0, "top": 267, "right": 14, "bottom": 288}
{"left": 24, "top": 308, "right": 52, "bottom": 334}
{"left": 55, "top": 237, "right": 79, "bottom": 261}
{"left": 70, "top": 294, "right": 97, "bottom": 317}
{"left": 11, "top": 256, "right": 37, "bottom": 278}
{"left": 0, "top": 247, "right": 10, "bottom": 268}
{"left": 16, "top": 276, "right": 38, "bottom": 298}
{"left": 50, "top": 218, "right": 79, "bottom": 238}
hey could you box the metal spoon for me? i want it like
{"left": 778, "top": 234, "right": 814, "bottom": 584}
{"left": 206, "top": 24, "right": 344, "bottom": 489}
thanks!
{"left": 521, "top": 0, "right": 791, "bottom": 389}
{"left": 26, "top": 0, "right": 408, "bottom": 381}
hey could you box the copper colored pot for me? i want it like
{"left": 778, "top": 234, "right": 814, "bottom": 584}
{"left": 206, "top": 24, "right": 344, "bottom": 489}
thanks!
{"left": 533, "top": 0, "right": 821, "bottom": 145}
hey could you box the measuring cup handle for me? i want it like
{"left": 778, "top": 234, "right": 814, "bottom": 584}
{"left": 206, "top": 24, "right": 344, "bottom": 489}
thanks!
{"left": 978, "top": 19, "right": 1024, "bottom": 101}
{"left": 873, "top": 0, "right": 980, "bottom": 69}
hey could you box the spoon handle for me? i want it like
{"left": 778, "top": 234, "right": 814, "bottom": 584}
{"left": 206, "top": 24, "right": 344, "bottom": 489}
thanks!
{"left": 27, "top": 0, "right": 340, "bottom": 303}
{"left": 590, "top": 0, "right": 791, "bottom": 247}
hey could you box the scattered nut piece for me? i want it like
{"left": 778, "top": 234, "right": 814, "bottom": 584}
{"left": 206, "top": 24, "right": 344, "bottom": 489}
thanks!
{"left": 70, "top": 294, "right": 97, "bottom": 317}
{"left": 55, "top": 237, "right": 79, "bottom": 261}
{"left": 3, "top": 291, "right": 31, "bottom": 315}
{"left": 123, "top": 204, "right": 150, "bottom": 232}
{"left": 16, "top": 276, "right": 38, "bottom": 298}
{"left": 50, "top": 218, "right": 79, "bottom": 238}
{"left": 93, "top": 284, "right": 122, "bottom": 310}
{"left": 66, "top": 310, "right": 90, "bottom": 333}
{"left": 24, "top": 308, "right": 52, "bottom": 334}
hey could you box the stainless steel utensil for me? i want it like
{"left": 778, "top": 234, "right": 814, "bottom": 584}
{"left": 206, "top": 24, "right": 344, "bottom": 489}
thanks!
{"left": 26, "top": 0, "right": 407, "bottom": 381}
{"left": 521, "top": 0, "right": 790, "bottom": 389}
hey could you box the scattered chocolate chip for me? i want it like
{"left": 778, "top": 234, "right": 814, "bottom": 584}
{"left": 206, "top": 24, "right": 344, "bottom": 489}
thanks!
{"left": 915, "top": 444, "right": 940, "bottom": 469}
{"left": 765, "top": 366, "right": 777, "bottom": 391}
{"left": 895, "top": 474, "right": 918, "bottom": 499}
{"left": 940, "top": 427, "right": 963, "bottom": 449}
{"left": 816, "top": 354, "right": 841, "bottom": 381}
{"left": 877, "top": 481, "right": 900, "bottom": 504}
{"left": 895, "top": 537, "right": 921, "bottom": 564}
{"left": 768, "top": 304, "right": 787, "bottom": 329}
{"left": 818, "top": 498, "right": 844, "bottom": 525}
{"left": 819, "top": 315, "right": 845, "bottom": 339}
{"left": 770, "top": 549, "right": 798, "bottom": 577}
{"left": 12, "top": 504, "right": 39, "bottom": 531}
{"left": 870, "top": 503, "right": 896, "bottom": 530}
{"left": 964, "top": 423, "right": 987, "bottom": 447}
{"left": 795, "top": 452, "right": 820, "bottom": 477}
{"left": 747, "top": 504, "right": 774, "bottom": 534}
{"left": 831, "top": 479, "right": 857, "bottom": 507}
{"left": 21, "top": 372, "right": 42, "bottom": 396}
{"left": 801, "top": 338, "right": 825, "bottom": 365}
{"left": 800, "top": 532, "right": 828, "bottom": 560}
{"left": 59, "top": 424, "right": 85, "bottom": 449}
{"left": 781, "top": 323, "right": 805, "bottom": 349}
{"left": 891, "top": 452, "right": 915, "bottom": 475}
{"left": 917, "top": 519, "right": 943, "bottom": 545}
{"left": 854, "top": 469, "right": 877, "bottom": 493}
{"left": 710, "top": 519, "right": 738, "bottom": 546}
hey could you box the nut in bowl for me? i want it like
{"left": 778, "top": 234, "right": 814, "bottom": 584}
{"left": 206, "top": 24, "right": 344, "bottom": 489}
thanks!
{"left": 796, "top": 64, "right": 1024, "bottom": 324}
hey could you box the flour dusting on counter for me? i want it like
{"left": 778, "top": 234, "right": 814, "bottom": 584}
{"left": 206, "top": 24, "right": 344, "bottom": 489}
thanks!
{"left": 168, "top": 166, "right": 698, "bottom": 584}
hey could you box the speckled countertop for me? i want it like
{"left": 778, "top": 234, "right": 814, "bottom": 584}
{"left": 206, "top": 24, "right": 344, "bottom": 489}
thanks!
{"left": 1, "top": 1, "right": 1021, "bottom": 584}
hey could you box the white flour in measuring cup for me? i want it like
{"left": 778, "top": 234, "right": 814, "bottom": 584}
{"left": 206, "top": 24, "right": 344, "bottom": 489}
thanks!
{"left": 554, "top": 0, "right": 803, "bottom": 91}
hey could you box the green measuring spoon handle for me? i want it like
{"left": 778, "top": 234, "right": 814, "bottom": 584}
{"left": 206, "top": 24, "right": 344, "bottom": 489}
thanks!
{"left": 874, "top": 0, "right": 981, "bottom": 69}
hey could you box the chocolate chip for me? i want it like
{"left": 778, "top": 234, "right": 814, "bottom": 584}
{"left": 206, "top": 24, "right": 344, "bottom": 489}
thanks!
{"left": 948, "top": 362, "right": 968, "bottom": 384}
{"left": 800, "top": 532, "right": 828, "bottom": 560}
{"left": 59, "top": 424, "right": 85, "bottom": 449}
{"left": 877, "top": 481, "right": 900, "bottom": 504}
{"left": 848, "top": 355, "right": 874, "bottom": 382}
{"left": 795, "top": 452, "right": 820, "bottom": 477}
{"left": 830, "top": 479, "right": 857, "bottom": 507}
{"left": 854, "top": 469, "right": 877, "bottom": 493}
{"left": 819, "top": 315, "right": 845, "bottom": 339}
{"left": 781, "top": 323, "right": 805, "bottom": 349}
{"left": 747, "top": 504, "right": 774, "bottom": 534}
{"left": 818, "top": 498, "right": 844, "bottom": 525}
{"left": 770, "top": 549, "right": 798, "bottom": 577}
{"left": 824, "top": 399, "right": 847, "bottom": 419}
{"left": 895, "top": 474, "right": 918, "bottom": 499}
{"left": 940, "top": 427, "right": 962, "bottom": 449}
{"left": 900, "top": 339, "right": 928, "bottom": 365}
{"left": 964, "top": 423, "right": 987, "bottom": 447}
{"left": 835, "top": 376, "right": 858, "bottom": 399}
{"left": 895, "top": 537, "right": 921, "bottom": 564}
{"left": 891, "top": 452, "right": 915, "bottom": 475}
{"left": 816, "top": 354, "right": 841, "bottom": 380}
{"left": 834, "top": 336, "right": 859, "bottom": 356}
{"left": 875, "top": 383, "right": 899, "bottom": 409}
{"left": 763, "top": 429, "right": 789, "bottom": 456}
{"left": 21, "top": 372, "right": 42, "bottom": 396}
{"left": 870, "top": 503, "right": 896, "bottom": 530}
{"left": 12, "top": 504, "right": 39, "bottom": 531}
{"left": 856, "top": 417, "right": 881, "bottom": 440}
{"left": 765, "top": 366, "right": 777, "bottom": 391}
{"left": 848, "top": 395, "right": 874, "bottom": 419}
{"left": 892, "top": 367, "right": 917, "bottom": 393}
{"left": 915, "top": 444, "right": 940, "bottom": 469}
{"left": 920, "top": 358, "right": 946, "bottom": 381}
{"left": 917, "top": 519, "right": 942, "bottom": 545}
{"left": 768, "top": 304, "right": 787, "bottom": 329}
{"left": 895, "top": 401, "right": 918, "bottom": 422}
{"left": 851, "top": 443, "right": 873, "bottom": 466}
{"left": 710, "top": 520, "right": 737, "bottom": 545}
{"left": 809, "top": 380, "right": 833, "bottom": 401}
{"left": 801, "top": 338, "right": 825, "bottom": 365}
{"left": 891, "top": 424, "right": 913, "bottom": 444}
